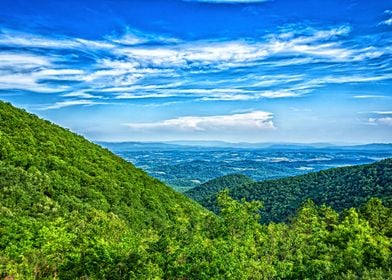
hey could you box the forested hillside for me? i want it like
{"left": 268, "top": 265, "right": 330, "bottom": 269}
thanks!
{"left": 1, "top": 101, "right": 392, "bottom": 279}
{"left": 0, "top": 101, "right": 205, "bottom": 225}
{"left": 185, "top": 173, "right": 253, "bottom": 202}
{"left": 0, "top": 101, "right": 207, "bottom": 278}
{"left": 186, "top": 159, "right": 392, "bottom": 223}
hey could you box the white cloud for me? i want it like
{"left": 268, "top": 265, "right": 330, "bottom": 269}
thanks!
{"left": 32, "top": 69, "right": 87, "bottom": 82}
{"left": 259, "top": 91, "right": 300, "bottom": 98}
{"left": 0, "top": 29, "right": 114, "bottom": 50}
{"left": 0, "top": 32, "right": 78, "bottom": 49}
{"left": 36, "top": 69, "right": 84, "bottom": 76}
{"left": 95, "top": 83, "right": 182, "bottom": 93}
{"left": 379, "top": 10, "right": 392, "bottom": 26}
{"left": 0, "top": 53, "right": 86, "bottom": 92}
{"left": 199, "top": 89, "right": 303, "bottom": 100}
{"left": 124, "top": 111, "right": 274, "bottom": 132}
{"left": 371, "top": 111, "right": 392, "bottom": 115}
{"left": 353, "top": 95, "right": 388, "bottom": 99}
{"left": 313, "top": 25, "right": 351, "bottom": 39}
{"left": 0, "top": 52, "right": 51, "bottom": 69}
{"left": 106, "top": 25, "right": 363, "bottom": 73}
{"left": 62, "top": 91, "right": 102, "bottom": 99}
{"left": 0, "top": 73, "right": 68, "bottom": 93}
{"left": 115, "top": 93, "right": 175, "bottom": 99}
{"left": 107, "top": 86, "right": 305, "bottom": 101}
{"left": 368, "top": 117, "right": 392, "bottom": 126}
{"left": 40, "top": 99, "right": 105, "bottom": 110}
{"left": 108, "top": 30, "right": 144, "bottom": 45}
{"left": 1, "top": 24, "right": 390, "bottom": 101}
{"left": 0, "top": 52, "right": 89, "bottom": 92}
{"left": 261, "top": 57, "right": 315, "bottom": 67}
{"left": 199, "top": 95, "right": 252, "bottom": 101}
{"left": 323, "top": 74, "right": 392, "bottom": 84}
{"left": 107, "top": 27, "right": 181, "bottom": 45}
{"left": 379, "top": 18, "right": 392, "bottom": 26}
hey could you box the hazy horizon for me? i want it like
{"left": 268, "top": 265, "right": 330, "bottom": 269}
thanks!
{"left": 97, "top": 139, "right": 392, "bottom": 146}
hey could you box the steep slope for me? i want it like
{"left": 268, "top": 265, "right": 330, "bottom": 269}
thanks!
{"left": 185, "top": 174, "right": 253, "bottom": 203}
{"left": 0, "top": 101, "right": 204, "bottom": 223}
{"left": 186, "top": 159, "right": 392, "bottom": 223}
{"left": 0, "top": 101, "right": 206, "bottom": 278}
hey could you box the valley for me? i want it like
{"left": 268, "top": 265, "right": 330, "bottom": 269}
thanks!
{"left": 101, "top": 142, "right": 392, "bottom": 191}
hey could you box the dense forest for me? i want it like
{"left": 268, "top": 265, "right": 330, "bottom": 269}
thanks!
{"left": 1, "top": 101, "right": 392, "bottom": 279}
{"left": 185, "top": 173, "right": 254, "bottom": 202}
{"left": 186, "top": 159, "right": 392, "bottom": 223}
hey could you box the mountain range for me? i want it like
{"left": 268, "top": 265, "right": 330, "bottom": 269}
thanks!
{"left": 185, "top": 159, "right": 392, "bottom": 223}
{"left": 99, "top": 141, "right": 392, "bottom": 151}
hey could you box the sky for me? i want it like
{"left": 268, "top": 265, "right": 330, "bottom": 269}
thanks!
{"left": 0, "top": 0, "right": 391, "bottom": 143}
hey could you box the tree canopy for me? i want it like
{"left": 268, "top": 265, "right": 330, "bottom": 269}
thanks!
{"left": 186, "top": 158, "right": 392, "bottom": 223}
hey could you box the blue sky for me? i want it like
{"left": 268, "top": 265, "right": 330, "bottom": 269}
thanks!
{"left": 0, "top": 0, "right": 391, "bottom": 143}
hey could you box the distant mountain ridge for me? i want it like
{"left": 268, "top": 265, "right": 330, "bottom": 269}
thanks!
{"left": 185, "top": 158, "right": 392, "bottom": 223}
{"left": 97, "top": 141, "right": 188, "bottom": 151}
{"left": 185, "top": 174, "right": 254, "bottom": 203}
{"left": 99, "top": 141, "right": 392, "bottom": 151}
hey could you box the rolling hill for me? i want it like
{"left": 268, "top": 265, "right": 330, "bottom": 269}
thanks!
{"left": 184, "top": 174, "right": 254, "bottom": 202}
{"left": 186, "top": 159, "right": 392, "bottom": 223}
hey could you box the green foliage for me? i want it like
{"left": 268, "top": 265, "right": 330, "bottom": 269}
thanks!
{"left": 0, "top": 101, "right": 205, "bottom": 279}
{"left": 157, "top": 196, "right": 392, "bottom": 279}
{"left": 185, "top": 174, "right": 254, "bottom": 202}
{"left": 1, "top": 101, "right": 391, "bottom": 279}
{"left": 187, "top": 158, "right": 392, "bottom": 223}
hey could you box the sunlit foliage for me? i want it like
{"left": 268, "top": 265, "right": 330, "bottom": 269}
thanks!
{"left": 1, "top": 101, "right": 391, "bottom": 279}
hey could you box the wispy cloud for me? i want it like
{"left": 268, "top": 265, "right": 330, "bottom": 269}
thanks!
{"left": 115, "top": 93, "right": 175, "bottom": 99}
{"left": 62, "top": 91, "right": 103, "bottom": 99}
{"left": 368, "top": 117, "right": 392, "bottom": 126}
{"left": 353, "top": 95, "right": 388, "bottom": 99}
{"left": 106, "top": 27, "right": 181, "bottom": 45}
{"left": 379, "top": 10, "right": 392, "bottom": 26}
{"left": 322, "top": 74, "right": 392, "bottom": 84}
{"left": 0, "top": 74, "right": 68, "bottom": 93}
{"left": 1, "top": 23, "right": 391, "bottom": 106}
{"left": 106, "top": 25, "right": 364, "bottom": 72}
{"left": 364, "top": 110, "right": 392, "bottom": 126}
{"left": 0, "top": 52, "right": 75, "bottom": 93}
{"left": 0, "top": 29, "right": 114, "bottom": 50}
{"left": 40, "top": 99, "right": 106, "bottom": 110}
{"left": 124, "top": 111, "right": 274, "bottom": 132}
{"left": 371, "top": 111, "right": 392, "bottom": 115}
{"left": 379, "top": 18, "right": 392, "bottom": 26}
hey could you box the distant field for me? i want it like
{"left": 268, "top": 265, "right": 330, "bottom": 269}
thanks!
{"left": 101, "top": 143, "right": 392, "bottom": 192}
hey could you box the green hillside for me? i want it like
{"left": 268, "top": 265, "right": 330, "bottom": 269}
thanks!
{"left": 1, "top": 101, "right": 392, "bottom": 279}
{"left": 185, "top": 173, "right": 253, "bottom": 202}
{"left": 0, "top": 101, "right": 207, "bottom": 278}
{"left": 186, "top": 159, "right": 392, "bottom": 223}
{"left": 0, "top": 101, "right": 205, "bottom": 225}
